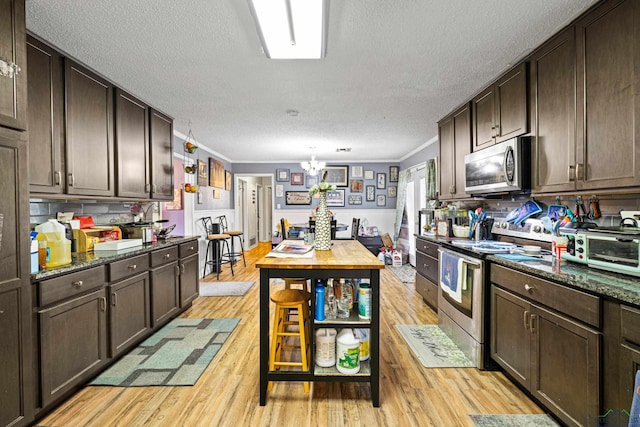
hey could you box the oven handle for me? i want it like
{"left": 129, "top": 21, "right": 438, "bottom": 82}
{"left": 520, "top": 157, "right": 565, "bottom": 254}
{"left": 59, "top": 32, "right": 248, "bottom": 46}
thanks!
{"left": 438, "top": 249, "right": 482, "bottom": 268}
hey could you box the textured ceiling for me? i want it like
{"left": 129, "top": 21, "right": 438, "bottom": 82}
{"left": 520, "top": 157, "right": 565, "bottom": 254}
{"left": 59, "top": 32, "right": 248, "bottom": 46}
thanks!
{"left": 25, "top": 0, "right": 598, "bottom": 164}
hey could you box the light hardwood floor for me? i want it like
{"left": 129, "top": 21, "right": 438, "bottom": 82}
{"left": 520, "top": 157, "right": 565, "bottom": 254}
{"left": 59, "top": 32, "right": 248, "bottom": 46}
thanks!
{"left": 37, "top": 242, "right": 545, "bottom": 427}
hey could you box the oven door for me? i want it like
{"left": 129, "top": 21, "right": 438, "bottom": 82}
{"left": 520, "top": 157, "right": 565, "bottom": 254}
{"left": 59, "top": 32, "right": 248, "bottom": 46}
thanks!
{"left": 437, "top": 248, "right": 485, "bottom": 342}
{"left": 587, "top": 235, "right": 640, "bottom": 276}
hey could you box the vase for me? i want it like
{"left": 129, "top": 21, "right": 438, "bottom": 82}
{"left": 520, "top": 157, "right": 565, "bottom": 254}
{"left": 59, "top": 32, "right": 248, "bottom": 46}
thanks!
{"left": 315, "top": 192, "right": 332, "bottom": 250}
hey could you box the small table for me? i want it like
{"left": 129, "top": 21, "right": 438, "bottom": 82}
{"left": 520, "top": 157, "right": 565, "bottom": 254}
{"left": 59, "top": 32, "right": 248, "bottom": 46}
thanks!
{"left": 290, "top": 223, "right": 349, "bottom": 232}
{"left": 256, "top": 240, "right": 384, "bottom": 406}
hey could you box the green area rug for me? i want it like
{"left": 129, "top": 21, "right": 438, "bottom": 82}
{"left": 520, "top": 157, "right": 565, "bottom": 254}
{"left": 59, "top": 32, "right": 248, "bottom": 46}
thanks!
{"left": 199, "top": 281, "right": 254, "bottom": 297}
{"left": 469, "top": 414, "right": 560, "bottom": 426}
{"left": 396, "top": 324, "right": 474, "bottom": 368}
{"left": 389, "top": 264, "right": 416, "bottom": 283}
{"left": 91, "top": 318, "right": 239, "bottom": 386}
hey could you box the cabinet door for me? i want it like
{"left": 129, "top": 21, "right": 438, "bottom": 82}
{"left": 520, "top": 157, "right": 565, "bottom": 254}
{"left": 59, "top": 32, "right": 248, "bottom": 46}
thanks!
{"left": 115, "top": 89, "right": 149, "bottom": 198}
{"left": 39, "top": 288, "right": 108, "bottom": 408}
{"left": 620, "top": 343, "right": 640, "bottom": 414}
{"left": 491, "top": 286, "right": 531, "bottom": 390}
{"left": 179, "top": 254, "right": 199, "bottom": 307}
{"left": 0, "top": 0, "right": 26, "bottom": 130}
{"left": 109, "top": 272, "right": 150, "bottom": 357}
{"left": 27, "top": 36, "right": 65, "bottom": 194}
{"left": 149, "top": 109, "right": 174, "bottom": 200}
{"left": 495, "top": 63, "right": 527, "bottom": 143}
{"left": 576, "top": 0, "right": 640, "bottom": 190}
{"left": 0, "top": 128, "right": 32, "bottom": 426}
{"left": 452, "top": 103, "right": 471, "bottom": 198}
{"left": 472, "top": 86, "right": 496, "bottom": 150}
{"left": 530, "top": 28, "right": 577, "bottom": 193}
{"left": 532, "top": 304, "right": 600, "bottom": 427}
{"left": 64, "top": 59, "right": 114, "bottom": 196}
{"left": 438, "top": 115, "right": 454, "bottom": 199}
{"left": 150, "top": 261, "right": 180, "bottom": 327}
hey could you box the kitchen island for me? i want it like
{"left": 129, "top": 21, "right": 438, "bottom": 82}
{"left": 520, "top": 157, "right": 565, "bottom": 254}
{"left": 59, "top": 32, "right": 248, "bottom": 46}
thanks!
{"left": 256, "top": 240, "right": 384, "bottom": 406}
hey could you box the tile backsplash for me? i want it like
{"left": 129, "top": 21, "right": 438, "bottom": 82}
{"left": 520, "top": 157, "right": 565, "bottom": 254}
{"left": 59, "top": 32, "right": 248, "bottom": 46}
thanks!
{"left": 30, "top": 199, "right": 159, "bottom": 229}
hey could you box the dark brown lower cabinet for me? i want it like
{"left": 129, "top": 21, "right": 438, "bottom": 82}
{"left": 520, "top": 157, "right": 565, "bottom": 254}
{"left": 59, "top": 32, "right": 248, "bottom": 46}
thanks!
{"left": 179, "top": 254, "right": 199, "bottom": 307}
{"left": 414, "top": 237, "right": 439, "bottom": 310}
{"left": 491, "top": 285, "right": 600, "bottom": 426}
{"left": 38, "top": 288, "right": 108, "bottom": 408}
{"left": 150, "top": 261, "right": 180, "bottom": 327}
{"left": 108, "top": 272, "right": 151, "bottom": 357}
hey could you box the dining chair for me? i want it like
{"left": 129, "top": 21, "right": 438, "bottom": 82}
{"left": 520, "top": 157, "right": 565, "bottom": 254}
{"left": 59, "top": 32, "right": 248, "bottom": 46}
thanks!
{"left": 350, "top": 217, "right": 361, "bottom": 240}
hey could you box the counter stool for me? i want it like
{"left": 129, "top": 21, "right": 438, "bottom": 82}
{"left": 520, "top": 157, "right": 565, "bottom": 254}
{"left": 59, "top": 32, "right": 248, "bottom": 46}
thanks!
{"left": 199, "top": 217, "right": 234, "bottom": 280}
{"left": 269, "top": 289, "right": 311, "bottom": 392}
{"left": 216, "top": 215, "right": 246, "bottom": 267}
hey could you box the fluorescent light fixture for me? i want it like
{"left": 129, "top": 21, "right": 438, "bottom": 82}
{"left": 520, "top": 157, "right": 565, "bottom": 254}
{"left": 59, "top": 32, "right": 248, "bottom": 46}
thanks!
{"left": 248, "top": 0, "right": 328, "bottom": 59}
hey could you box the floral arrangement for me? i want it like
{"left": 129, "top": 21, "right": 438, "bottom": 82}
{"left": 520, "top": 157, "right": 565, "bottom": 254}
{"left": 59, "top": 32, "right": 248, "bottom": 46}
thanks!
{"left": 308, "top": 171, "right": 336, "bottom": 196}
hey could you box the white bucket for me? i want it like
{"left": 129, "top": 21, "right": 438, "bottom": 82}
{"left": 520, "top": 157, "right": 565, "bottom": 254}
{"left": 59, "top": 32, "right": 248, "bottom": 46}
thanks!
{"left": 336, "top": 329, "right": 360, "bottom": 374}
{"left": 315, "top": 328, "right": 337, "bottom": 367}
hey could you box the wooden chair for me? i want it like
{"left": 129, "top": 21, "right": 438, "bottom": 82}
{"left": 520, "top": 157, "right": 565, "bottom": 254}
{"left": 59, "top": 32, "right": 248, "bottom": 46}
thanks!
{"left": 350, "top": 217, "right": 361, "bottom": 239}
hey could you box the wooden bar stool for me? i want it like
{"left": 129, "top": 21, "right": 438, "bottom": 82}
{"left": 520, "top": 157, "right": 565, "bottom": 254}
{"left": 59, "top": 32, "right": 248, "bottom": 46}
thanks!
{"left": 269, "top": 289, "right": 311, "bottom": 392}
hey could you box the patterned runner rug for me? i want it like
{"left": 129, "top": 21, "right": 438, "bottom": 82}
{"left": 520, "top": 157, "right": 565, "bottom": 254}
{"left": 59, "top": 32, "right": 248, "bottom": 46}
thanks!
{"left": 396, "top": 324, "right": 474, "bottom": 368}
{"left": 91, "top": 318, "right": 240, "bottom": 386}
{"left": 468, "top": 414, "right": 560, "bottom": 426}
{"left": 199, "top": 281, "right": 254, "bottom": 296}
{"left": 389, "top": 264, "right": 416, "bottom": 283}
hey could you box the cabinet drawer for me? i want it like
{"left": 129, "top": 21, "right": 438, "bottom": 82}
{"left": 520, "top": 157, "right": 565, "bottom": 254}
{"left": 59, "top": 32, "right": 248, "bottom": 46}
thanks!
{"left": 416, "top": 273, "right": 438, "bottom": 310}
{"left": 416, "top": 238, "right": 439, "bottom": 258}
{"left": 179, "top": 240, "right": 198, "bottom": 258}
{"left": 416, "top": 251, "right": 438, "bottom": 284}
{"left": 621, "top": 305, "right": 640, "bottom": 347}
{"left": 150, "top": 246, "right": 179, "bottom": 268}
{"left": 38, "top": 265, "right": 107, "bottom": 307}
{"left": 109, "top": 254, "right": 149, "bottom": 282}
{"left": 491, "top": 264, "right": 600, "bottom": 328}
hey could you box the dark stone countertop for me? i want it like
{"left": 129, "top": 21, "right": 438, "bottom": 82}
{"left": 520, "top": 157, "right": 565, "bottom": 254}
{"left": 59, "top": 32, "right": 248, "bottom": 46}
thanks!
{"left": 415, "top": 233, "right": 640, "bottom": 307}
{"left": 32, "top": 236, "right": 200, "bottom": 282}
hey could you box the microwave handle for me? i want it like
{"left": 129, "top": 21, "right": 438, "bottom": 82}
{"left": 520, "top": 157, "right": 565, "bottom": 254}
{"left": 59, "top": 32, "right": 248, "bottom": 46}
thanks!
{"left": 503, "top": 146, "right": 514, "bottom": 185}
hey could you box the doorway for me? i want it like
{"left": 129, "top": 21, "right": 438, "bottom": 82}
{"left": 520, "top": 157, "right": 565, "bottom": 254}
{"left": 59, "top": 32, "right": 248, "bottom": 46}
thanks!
{"left": 405, "top": 166, "right": 426, "bottom": 266}
{"left": 234, "top": 174, "right": 275, "bottom": 250}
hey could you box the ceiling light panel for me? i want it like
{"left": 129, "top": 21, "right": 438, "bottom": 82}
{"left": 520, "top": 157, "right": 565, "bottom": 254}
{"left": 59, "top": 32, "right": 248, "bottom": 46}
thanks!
{"left": 249, "top": 0, "right": 327, "bottom": 59}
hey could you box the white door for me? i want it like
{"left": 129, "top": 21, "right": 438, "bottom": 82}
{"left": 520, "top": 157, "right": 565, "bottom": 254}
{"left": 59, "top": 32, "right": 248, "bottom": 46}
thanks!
{"left": 406, "top": 167, "right": 426, "bottom": 266}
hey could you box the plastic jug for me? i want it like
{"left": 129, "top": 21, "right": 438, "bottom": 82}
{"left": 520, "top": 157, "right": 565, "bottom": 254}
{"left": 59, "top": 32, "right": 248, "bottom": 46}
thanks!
{"left": 35, "top": 219, "right": 72, "bottom": 268}
{"left": 315, "top": 328, "right": 337, "bottom": 367}
{"left": 336, "top": 328, "right": 360, "bottom": 374}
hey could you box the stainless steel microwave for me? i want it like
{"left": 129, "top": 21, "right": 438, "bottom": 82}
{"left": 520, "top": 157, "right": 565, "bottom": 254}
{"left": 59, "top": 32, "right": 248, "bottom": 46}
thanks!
{"left": 464, "top": 137, "right": 530, "bottom": 195}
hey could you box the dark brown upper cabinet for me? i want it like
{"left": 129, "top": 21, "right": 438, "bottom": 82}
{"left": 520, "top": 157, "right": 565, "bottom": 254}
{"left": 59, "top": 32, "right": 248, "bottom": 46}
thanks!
{"left": 149, "top": 109, "right": 174, "bottom": 200}
{"left": 529, "top": 28, "right": 577, "bottom": 194}
{"left": 575, "top": 0, "right": 640, "bottom": 191}
{"left": 64, "top": 59, "right": 115, "bottom": 197}
{"left": 438, "top": 102, "right": 471, "bottom": 200}
{"left": 115, "top": 89, "right": 150, "bottom": 199}
{"left": 27, "top": 35, "right": 65, "bottom": 194}
{"left": 472, "top": 63, "right": 528, "bottom": 151}
{"left": 0, "top": 0, "right": 27, "bottom": 131}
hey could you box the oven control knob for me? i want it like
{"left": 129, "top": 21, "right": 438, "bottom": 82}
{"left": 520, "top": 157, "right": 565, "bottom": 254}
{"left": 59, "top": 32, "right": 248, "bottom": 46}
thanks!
{"left": 533, "top": 225, "right": 542, "bottom": 233}
{"left": 577, "top": 239, "right": 584, "bottom": 245}
{"left": 500, "top": 222, "right": 507, "bottom": 229}
{"left": 577, "top": 248, "right": 584, "bottom": 253}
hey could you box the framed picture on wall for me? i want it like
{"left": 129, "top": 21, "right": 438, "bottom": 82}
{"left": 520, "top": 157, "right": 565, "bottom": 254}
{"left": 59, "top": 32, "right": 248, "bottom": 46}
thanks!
{"left": 285, "top": 191, "right": 311, "bottom": 205}
{"left": 350, "top": 179, "right": 363, "bottom": 192}
{"left": 348, "top": 195, "right": 362, "bottom": 205}
{"left": 388, "top": 186, "right": 397, "bottom": 198}
{"left": 376, "top": 194, "right": 386, "bottom": 207}
{"left": 366, "top": 185, "right": 375, "bottom": 201}
{"left": 324, "top": 165, "right": 349, "bottom": 187}
{"left": 389, "top": 166, "right": 400, "bottom": 182}
{"left": 326, "top": 189, "right": 345, "bottom": 207}
{"left": 351, "top": 165, "right": 363, "bottom": 178}
{"left": 291, "top": 172, "right": 304, "bottom": 185}
{"left": 275, "top": 185, "right": 284, "bottom": 197}
{"left": 197, "top": 159, "right": 208, "bottom": 186}
{"left": 376, "top": 172, "right": 386, "bottom": 189}
{"left": 306, "top": 175, "right": 317, "bottom": 188}
{"left": 364, "top": 170, "right": 374, "bottom": 180}
{"left": 225, "top": 170, "right": 232, "bottom": 190}
{"left": 276, "top": 168, "right": 290, "bottom": 182}
{"left": 209, "top": 157, "right": 225, "bottom": 188}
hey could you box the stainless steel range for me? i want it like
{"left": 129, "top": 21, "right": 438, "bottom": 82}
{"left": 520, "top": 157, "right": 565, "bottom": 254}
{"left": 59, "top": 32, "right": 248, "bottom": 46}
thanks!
{"left": 437, "top": 217, "right": 552, "bottom": 369}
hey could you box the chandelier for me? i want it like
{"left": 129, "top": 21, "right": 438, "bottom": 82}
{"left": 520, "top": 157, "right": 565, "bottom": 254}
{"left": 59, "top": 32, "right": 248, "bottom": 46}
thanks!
{"left": 301, "top": 148, "right": 325, "bottom": 176}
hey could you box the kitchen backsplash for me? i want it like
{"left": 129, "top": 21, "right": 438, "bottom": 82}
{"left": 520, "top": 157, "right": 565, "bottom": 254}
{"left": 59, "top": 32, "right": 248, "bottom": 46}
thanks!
{"left": 30, "top": 198, "right": 159, "bottom": 229}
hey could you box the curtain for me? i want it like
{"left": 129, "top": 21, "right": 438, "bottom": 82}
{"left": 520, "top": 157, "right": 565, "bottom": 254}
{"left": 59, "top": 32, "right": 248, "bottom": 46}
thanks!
{"left": 426, "top": 158, "right": 437, "bottom": 201}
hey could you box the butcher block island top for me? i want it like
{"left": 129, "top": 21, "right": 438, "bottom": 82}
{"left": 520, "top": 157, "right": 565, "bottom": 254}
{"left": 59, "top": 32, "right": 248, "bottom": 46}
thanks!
{"left": 256, "top": 240, "right": 385, "bottom": 270}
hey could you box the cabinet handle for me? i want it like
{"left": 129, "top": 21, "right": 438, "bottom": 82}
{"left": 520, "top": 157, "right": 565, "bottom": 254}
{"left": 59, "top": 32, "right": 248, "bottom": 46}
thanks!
{"left": 524, "top": 284, "right": 533, "bottom": 293}
{"left": 175, "top": 265, "right": 180, "bottom": 276}
{"left": 189, "top": 246, "right": 194, "bottom": 250}
{"left": 530, "top": 314, "right": 537, "bottom": 333}
{"left": 100, "top": 297, "right": 107, "bottom": 312}
{"left": 568, "top": 165, "right": 575, "bottom": 182}
{"left": 152, "top": 184, "right": 157, "bottom": 194}
{"left": 68, "top": 173, "right": 74, "bottom": 187}
{"left": 523, "top": 310, "right": 529, "bottom": 331}
{"left": 180, "top": 264, "right": 185, "bottom": 274}
{"left": 128, "top": 264, "right": 137, "bottom": 270}
{"left": 54, "top": 171, "right": 61, "bottom": 185}
{"left": 72, "top": 280, "right": 83, "bottom": 288}
{"left": 491, "top": 126, "right": 495, "bottom": 138}
{"left": 576, "top": 163, "right": 584, "bottom": 181}
{"left": 112, "top": 292, "right": 117, "bottom": 306}
{"left": 423, "top": 263, "right": 428, "bottom": 270}
{"left": 145, "top": 183, "right": 151, "bottom": 193}
{"left": 165, "top": 254, "right": 171, "bottom": 259}
{"left": 495, "top": 123, "right": 500, "bottom": 137}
